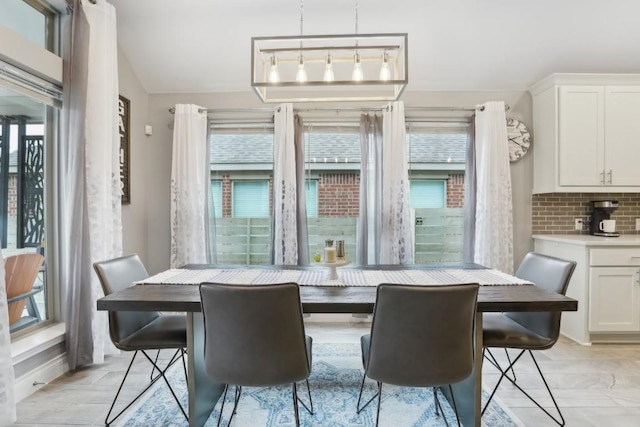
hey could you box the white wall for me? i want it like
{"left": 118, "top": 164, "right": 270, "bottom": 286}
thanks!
{"left": 137, "top": 90, "right": 533, "bottom": 273}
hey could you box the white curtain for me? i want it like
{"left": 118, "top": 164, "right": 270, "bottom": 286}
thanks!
{"left": 61, "top": 0, "right": 122, "bottom": 369}
{"left": 0, "top": 252, "right": 16, "bottom": 424}
{"left": 474, "top": 101, "right": 513, "bottom": 273}
{"left": 170, "top": 104, "right": 209, "bottom": 268}
{"left": 272, "top": 103, "right": 306, "bottom": 265}
{"left": 357, "top": 101, "right": 413, "bottom": 265}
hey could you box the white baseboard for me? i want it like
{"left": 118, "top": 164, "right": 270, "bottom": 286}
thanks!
{"left": 14, "top": 353, "right": 68, "bottom": 402}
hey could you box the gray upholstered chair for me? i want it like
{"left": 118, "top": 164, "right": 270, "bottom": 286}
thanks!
{"left": 357, "top": 283, "right": 480, "bottom": 426}
{"left": 482, "top": 252, "right": 576, "bottom": 426}
{"left": 93, "top": 254, "right": 188, "bottom": 426}
{"left": 199, "top": 282, "right": 313, "bottom": 427}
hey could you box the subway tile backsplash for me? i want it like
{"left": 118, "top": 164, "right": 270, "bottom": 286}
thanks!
{"left": 532, "top": 193, "right": 640, "bottom": 234}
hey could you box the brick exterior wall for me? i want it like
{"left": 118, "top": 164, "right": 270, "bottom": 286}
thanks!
{"left": 318, "top": 173, "right": 360, "bottom": 217}
{"left": 446, "top": 173, "right": 464, "bottom": 208}
{"left": 532, "top": 192, "right": 640, "bottom": 234}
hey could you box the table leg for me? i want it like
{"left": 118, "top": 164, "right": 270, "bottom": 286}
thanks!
{"left": 440, "top": 312, "right": 482, "bottom": 427}
{"left": 187, "top": 312, "right": 225, "bottom": 427}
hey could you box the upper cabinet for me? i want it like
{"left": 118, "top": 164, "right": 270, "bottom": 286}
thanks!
{"left": 530, "top": 74, "right": 640, "bottom": 193}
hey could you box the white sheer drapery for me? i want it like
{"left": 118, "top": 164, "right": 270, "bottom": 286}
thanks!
{"left": 61, "top": 0, "right": 122, "bottom": 369}
{"left": 357, "top": 101, "right": 413, "bottom": 265}
{"left": 381, "top": 101, "right": 413, "bottom": 264}
{"left": 0, "top": 252, "right": 16, "bottom": 424}
{"left": 170, "top": 104, "right": 209, "bottom": 268}
{"left": 473, "top": 101, "right": 513, "bottom": 273}
{"left": 272, "top": 104, "right": 309, "bottom": 265}
{"left": 357, "top": 113, "right": 383, "bottom": 265}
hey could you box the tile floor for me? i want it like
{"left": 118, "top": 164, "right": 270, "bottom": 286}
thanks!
{"left": 11, "top": 322, "right": 640, "bottom": 426}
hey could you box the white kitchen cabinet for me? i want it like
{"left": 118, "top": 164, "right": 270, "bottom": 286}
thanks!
{"left": 534, "top": 235, "right": 640, "bottom": 344}
{"left": 589, "top": 267, "right": 640, "bottom": 332}
{"left": 530, "top": 74, "right": 640, "bottom": 193}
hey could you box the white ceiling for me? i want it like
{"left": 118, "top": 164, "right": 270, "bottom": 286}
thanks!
{"left": 109, "top": 0, "right": 640, "bottom": 95}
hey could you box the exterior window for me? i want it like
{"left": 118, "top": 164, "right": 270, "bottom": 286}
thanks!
{"left": 410, "top": 180, "right": 445, "bottom": 209}
{"left": 0, "top": 0, "right": 56, "bottom": 52}
{"left": 407, "top": 124, "right": 469, "bottom": 263}
{"left": 232, "top": 180, "right": 269, "bottom": 218}
{"left": 210, "top": 180, "right": 222, "bottom": 218}
{"left": 304, "top": 180, "right": 317, "bottom": 218}
{"left": 303, "top": 129, "right": 360, "bottom": 258}
{"left": 0, "top": 89, "right": 50, "bottom": 333}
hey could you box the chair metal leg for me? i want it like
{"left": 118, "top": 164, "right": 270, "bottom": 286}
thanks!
{"left": 356, "top": 373, "right": 380, "bottom": 414}
{"left": 296, "top": 379, "right": 314, "bottom": 415}
{"left": 375, "top": 382, "right": 382, "bottom": 427}
{"left": 482, "top": 348, "right": 565, "bottom": 426}
{"left": 448, "top": 385, "right": 462, "bottom": 427}
{"left": 292, "top": 382, "right": 301, "bottom": 427}
{"left": 432, "top": 388, "right": 449, "bottom": 427}
{"left": 226, "top": 386, "right": 242, "bottom": 427}
{"left": 216, "top": 385, "right": 230, "bottom": 427}
{"left": 105, "top": 348, "right": 187, "bottom": 426}
{"left": 140, "top": 349, "right": 188, "bottom": 421}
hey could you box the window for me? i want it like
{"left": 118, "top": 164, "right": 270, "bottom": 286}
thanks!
{"left": 0, "top": 87, "right": 50, "bottom": 333}
{"left": 209, "top": 128, "right": 273, "bottom": 264}
{"left": 0, "top": 0, "right": 56, "bottom": 52}
{"left": 407, "top": 123, "right": 469, "bottom": 263}
{"left": 232, "top": 180, "right": 269, "bottom": 218}
{"left": 210, "top": 181, "right": 222, "bottom": 218}
{"left": 303, "top": 127, "right": 360, "bottom": 258}
{"left": 410, "top": 180, "right": 445, "bottom": 209}
{"left": 304, "top": 180, "right": 317, "bottom": 218}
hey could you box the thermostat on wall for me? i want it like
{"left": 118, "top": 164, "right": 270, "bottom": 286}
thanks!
{"left": 144, "top": 125, "right": 153, "bottom": 136}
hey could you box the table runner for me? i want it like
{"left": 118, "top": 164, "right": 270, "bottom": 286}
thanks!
{"left": 135, "top": 268, "right": 531, "bottom": 287}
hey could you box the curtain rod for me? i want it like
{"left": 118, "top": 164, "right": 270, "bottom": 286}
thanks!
{"left": 168, "top": 104, "right": 509, "bottom": 115}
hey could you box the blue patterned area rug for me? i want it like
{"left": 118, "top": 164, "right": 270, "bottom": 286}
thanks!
{"left": 119, "top": 343, "right": 522, "bottom": 426}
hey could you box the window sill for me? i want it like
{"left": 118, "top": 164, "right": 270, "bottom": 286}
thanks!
{"left": 11, "top": 322, "right": 65, "bottom": 364}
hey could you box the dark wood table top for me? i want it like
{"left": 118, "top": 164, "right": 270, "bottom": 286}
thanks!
{"left": 97, "top": 263, "right": 578, "bottom": 314}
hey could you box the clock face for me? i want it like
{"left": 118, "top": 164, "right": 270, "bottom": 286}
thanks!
{"left": 506, "top": 118, "right": 531, "bottom": 162}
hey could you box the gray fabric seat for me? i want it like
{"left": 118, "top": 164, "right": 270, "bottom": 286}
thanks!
{"left": 482, "top": 252, "right": 576, "bottom": 426}
{"left": 93, "top": 254, "right": 188, "bottom": 426}
{"left": 199, "top": 282, "right": 313, "bottom": 427}
{"left": 357, "top": 283, "right": 480, "bottom": 426}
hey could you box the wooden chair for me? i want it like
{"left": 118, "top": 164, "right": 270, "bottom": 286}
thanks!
{"left": 5, "top": 253, "right": 45, "bottom": 330}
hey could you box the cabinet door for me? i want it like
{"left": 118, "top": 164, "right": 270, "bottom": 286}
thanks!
{"left": 589, "top": 267, "right": 640, "bottom": 332}
{"left": 558, "top": 86, "right": 605, "bottom": 186}
{"left": 604, "top": 87, "right": 640, "bottom": 186}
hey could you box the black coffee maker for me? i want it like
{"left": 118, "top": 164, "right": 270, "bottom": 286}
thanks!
{"left": 590, "top": 200, "right": 619, "bottom": 237}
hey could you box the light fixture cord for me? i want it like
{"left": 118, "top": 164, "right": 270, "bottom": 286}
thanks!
{"left": 299, "top": 0, "right": 304, "bottom": 50}
{"left": 354, "top": 0, "right": 359, "bottom": 50}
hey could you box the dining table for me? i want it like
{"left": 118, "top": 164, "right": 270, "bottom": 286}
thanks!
{"left": 96, "top": 262, "right": 578, "bottom": 427}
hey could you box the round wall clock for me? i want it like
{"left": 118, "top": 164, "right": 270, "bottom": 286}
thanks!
{"left": 506, "top": 118, "right": 531, "bottom": 162}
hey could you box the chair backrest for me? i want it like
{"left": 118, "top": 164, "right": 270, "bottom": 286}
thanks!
{"left": 505, "top": 252, "right": 577, "bottom": 343}
{"left": 5, "top": 253, "right": 45, "bottom": 325}
{"left": 199, "top": 282, "right": 310, "bottom": 387}
{"left": 366, "top": 283, "right": 479, "bottom": 387}
{"left": 93, "top": 254, "right": 160, "bottom": 347}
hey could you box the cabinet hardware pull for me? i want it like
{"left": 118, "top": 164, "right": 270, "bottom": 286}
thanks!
{"left": 608, "top": 169, "right": 613, "bottom": 184}
{"left": 630, "top": 256, "right": 640, "bottom": 259}
{"left": 600, "top": 170, "right": 605, "bottom": 184}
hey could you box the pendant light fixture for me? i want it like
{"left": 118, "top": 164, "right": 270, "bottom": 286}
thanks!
{"left": 379, "top": 52, "right": 391, "bottom": 81}
{"left": 268, "top": 55, "right": 280, "bottom": 83}
{"left": 250, "top": 0, "right": 408, "bottom": 102}
{"left": 323, "top": 54, "right": 335, "bottom": 82}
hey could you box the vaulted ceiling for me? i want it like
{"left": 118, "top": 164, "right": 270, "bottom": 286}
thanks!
{"left": 110, "top": 0, "right": 640, "bottom": 95}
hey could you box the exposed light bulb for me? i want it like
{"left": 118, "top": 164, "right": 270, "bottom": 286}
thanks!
{"left": 268, "top": 55, "right": 280, "bottom": 83}
{"left": 352, "top": 53, "right": 364, "bottom": 81}
{"left": 296, "top": 55, "right": 307, "bottom": 82}
{"left": 323, "top": 54, "right": 335, "bottom": 82}
{"left": 379, "top": 52, "right": 391, "bottom": 81}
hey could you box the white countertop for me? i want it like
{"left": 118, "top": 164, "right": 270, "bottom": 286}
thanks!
{"left": 533, "top": 234, "right": 640, "bottom": 246}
